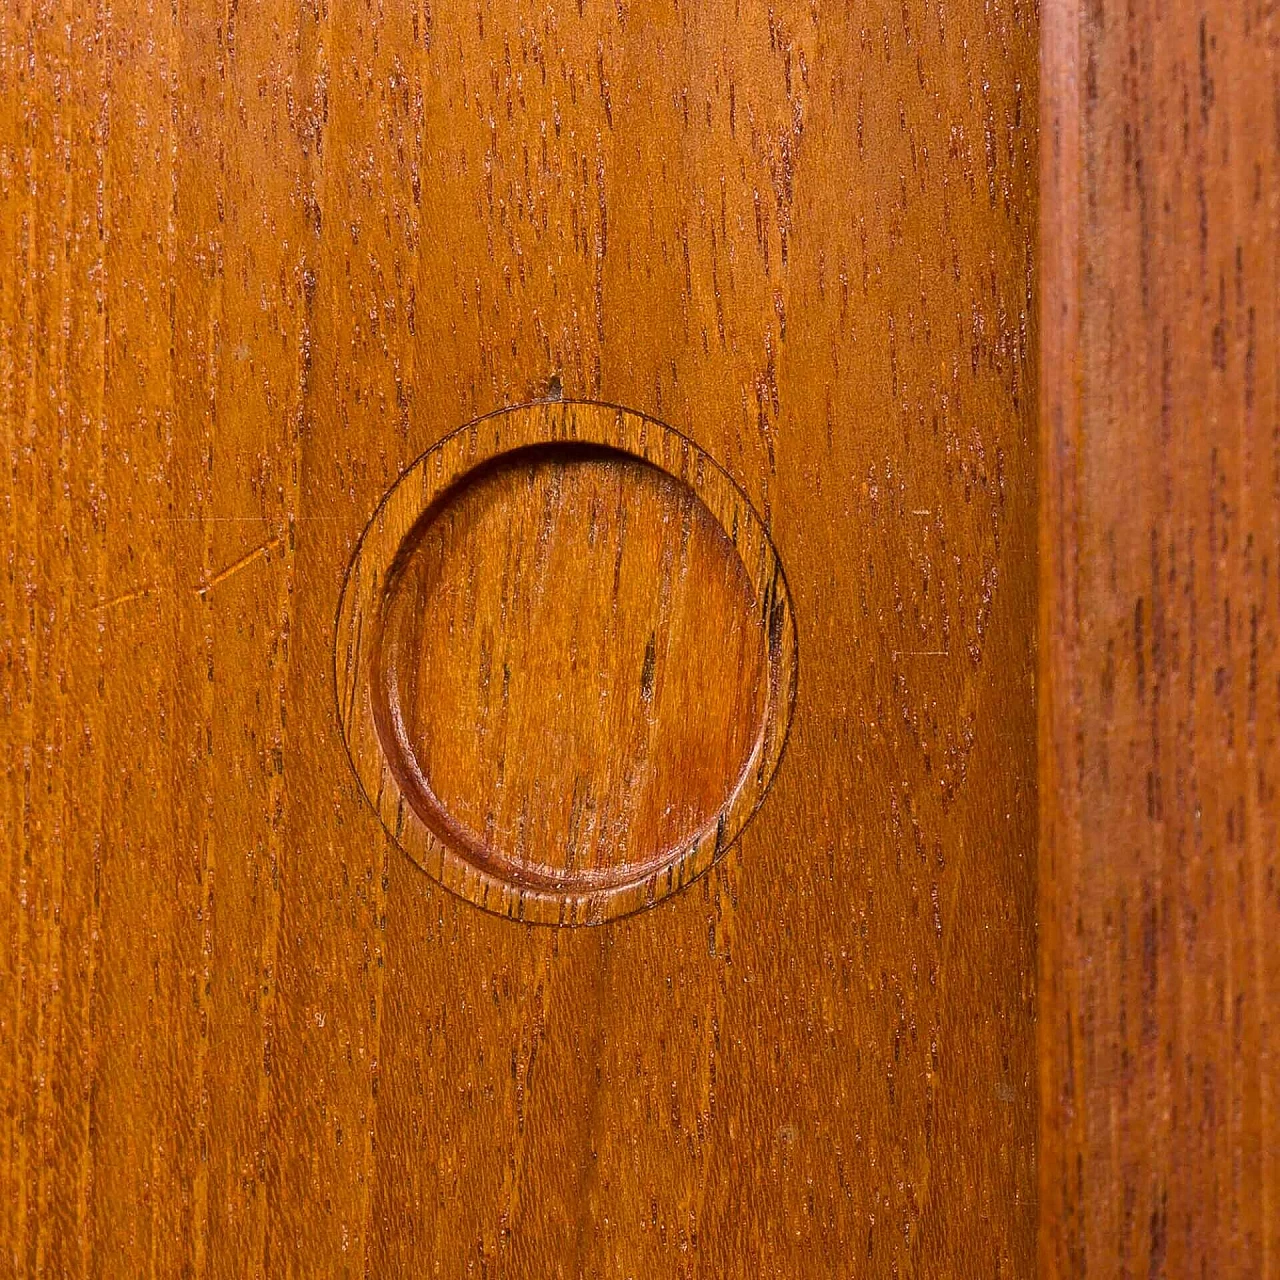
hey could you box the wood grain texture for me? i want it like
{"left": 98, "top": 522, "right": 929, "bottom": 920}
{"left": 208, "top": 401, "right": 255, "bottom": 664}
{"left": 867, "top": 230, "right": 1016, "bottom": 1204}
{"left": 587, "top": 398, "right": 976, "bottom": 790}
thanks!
{"left": 2, "top": 0, "right": 1037, "bottom": 1275}
{"left": 1039, "top": 0, "right": 1280, "bottom": 1274}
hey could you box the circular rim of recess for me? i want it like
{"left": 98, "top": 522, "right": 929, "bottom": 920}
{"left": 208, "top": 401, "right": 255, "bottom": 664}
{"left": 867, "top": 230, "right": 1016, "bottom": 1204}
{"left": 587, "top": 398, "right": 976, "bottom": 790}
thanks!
{"left": 333, "top": 399, "right": 798, "bottom": 925}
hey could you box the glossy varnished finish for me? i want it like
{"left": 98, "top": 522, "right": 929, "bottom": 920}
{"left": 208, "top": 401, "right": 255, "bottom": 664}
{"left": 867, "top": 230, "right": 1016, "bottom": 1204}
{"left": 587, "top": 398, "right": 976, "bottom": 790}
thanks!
{"left": 1040, "top": 0, "right": 1280, "bottom": 1274}
{"left": 2, "top": 1, "right": 1037, "bottom": 1275}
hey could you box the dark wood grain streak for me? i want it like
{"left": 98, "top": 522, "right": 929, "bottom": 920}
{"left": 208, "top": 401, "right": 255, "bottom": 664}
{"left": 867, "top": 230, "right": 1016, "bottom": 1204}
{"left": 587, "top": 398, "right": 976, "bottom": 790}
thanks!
{"left": 1039, "top": 0, "right": 1280, "bottom": 1274}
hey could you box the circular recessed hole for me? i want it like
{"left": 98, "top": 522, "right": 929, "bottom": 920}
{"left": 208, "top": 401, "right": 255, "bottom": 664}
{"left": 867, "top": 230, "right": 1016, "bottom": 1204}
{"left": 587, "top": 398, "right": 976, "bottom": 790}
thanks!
{"left": 336, "top": 401, "right": 796, "bottom": 924}
{"left": 374, "top": 443, "right": 767, "bottom": 893}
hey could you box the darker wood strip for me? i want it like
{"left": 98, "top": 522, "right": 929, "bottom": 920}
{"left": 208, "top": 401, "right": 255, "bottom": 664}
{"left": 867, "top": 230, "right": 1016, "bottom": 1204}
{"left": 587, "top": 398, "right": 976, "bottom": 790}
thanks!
{"left": 1039, "top": 0, "right": 1280, "bottom": 1273}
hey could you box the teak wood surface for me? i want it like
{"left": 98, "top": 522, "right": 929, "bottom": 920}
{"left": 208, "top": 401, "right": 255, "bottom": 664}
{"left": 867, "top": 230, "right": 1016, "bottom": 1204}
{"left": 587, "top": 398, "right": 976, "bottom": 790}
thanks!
{"left": 1039, "top": 0, "right": 1280, "bottom": 1276}
{"left": 0, "top": 0, "right": 1089, "bottom": 1275}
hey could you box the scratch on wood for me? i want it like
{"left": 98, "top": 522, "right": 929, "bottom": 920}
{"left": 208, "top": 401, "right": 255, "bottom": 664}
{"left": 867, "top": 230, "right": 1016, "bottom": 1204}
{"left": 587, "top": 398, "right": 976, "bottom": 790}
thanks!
{"left": 194, "top": 535, "right": 286, "bottom": 598}
{"left": 93, "top": 584, "right": 154, "bottom": 611}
